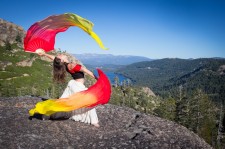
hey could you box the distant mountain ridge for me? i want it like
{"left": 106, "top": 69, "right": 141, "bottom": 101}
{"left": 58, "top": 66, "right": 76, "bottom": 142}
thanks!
{"left": 72, "top": 53, "right": 152, "bottom": 66}
{"left": 117, "top": 58, "right": 225, "bottom": 100}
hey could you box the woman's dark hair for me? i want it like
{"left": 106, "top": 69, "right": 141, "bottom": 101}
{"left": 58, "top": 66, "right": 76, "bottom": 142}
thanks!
{"left": 53, "top": 57, "right": 66, "bottom": 83}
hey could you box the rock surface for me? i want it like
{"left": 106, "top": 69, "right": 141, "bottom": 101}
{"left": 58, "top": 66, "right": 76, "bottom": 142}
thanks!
{"left": 0, "top": 97, "right": 212, "bottom": 149}
{"left": 142, "top": 87, "right": 156, "bottom": 97}
{"left": 0, "top": 18, "right": 25, "bottom": 47}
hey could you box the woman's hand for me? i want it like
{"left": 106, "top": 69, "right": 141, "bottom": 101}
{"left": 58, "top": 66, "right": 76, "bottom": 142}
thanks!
{"left": 36, "top": 49, "right": 45, "bottom": 56}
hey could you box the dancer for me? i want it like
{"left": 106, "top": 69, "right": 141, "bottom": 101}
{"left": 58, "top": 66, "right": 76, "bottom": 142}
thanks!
{"left": 37, "top": 49, "right": 100, "bottom": 127}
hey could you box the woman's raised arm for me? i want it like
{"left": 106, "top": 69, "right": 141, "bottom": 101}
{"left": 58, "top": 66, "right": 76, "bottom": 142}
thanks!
{"left": 80, "top": 66, "right": 97, "bottom": 79}
{"left": 36, "top": 49, "right": 55, "bottom": 61}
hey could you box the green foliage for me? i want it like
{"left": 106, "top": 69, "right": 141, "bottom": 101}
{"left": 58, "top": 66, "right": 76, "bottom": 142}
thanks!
{"left": 15, "top": 33, "right": 22, "bottom": 43}
{"left": 0, "top": 71, "right": 17, "bottom": 79}
{"left": 187, "top": 90, "right": 217, "bottom": 144}
{"left": 187, "top": 90, "right": 217, "bottom": 146}
{"left": 110, "top": 85, "right": 160, "bottom": 114}
{"left": 154, "top": 88, "right": 218, "bottom": 147}
{"left": 114, "top": 76, "right": 119, "bottom": 87}
{"left": 0, "top": 46, "right": 65, "bottom": 98}
{"left": 4, "top": 40, "right": 12, "bottom": 51}
{"left": 154, "top": 98, "right": 176, "bottom": 121}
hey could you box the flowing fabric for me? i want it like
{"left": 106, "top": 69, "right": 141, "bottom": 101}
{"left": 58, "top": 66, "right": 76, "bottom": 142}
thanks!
{"left": 60, "top": 80, "right": 99, "bottom": 124}
{"left": 24, "top": 13, "right": 107, "bottom": 53}
{"left": 29, "top": 69, "right": 111, "bottom": 116}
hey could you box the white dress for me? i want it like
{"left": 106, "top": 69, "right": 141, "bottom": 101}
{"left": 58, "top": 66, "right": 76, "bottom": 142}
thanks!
{"left": 60, "top": 80, "right": 99, "bottom": 125}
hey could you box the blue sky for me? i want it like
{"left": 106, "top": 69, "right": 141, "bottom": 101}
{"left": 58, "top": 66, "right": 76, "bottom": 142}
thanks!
{"left": 1, "top": 0, "right": 225, "bottom": 59}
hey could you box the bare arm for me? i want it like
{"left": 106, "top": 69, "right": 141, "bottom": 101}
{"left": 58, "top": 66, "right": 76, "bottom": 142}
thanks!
{"left": 42, "top": 53, "right": 55, "bottom": 61}
{"left": 69, "top": 63, "right": 97, "bottom": 80}
{"left": 81, "top": 66, "right": 97, "bottom": 79}
{"left": 36, "top": 49, "right": 55, "bottom": 61}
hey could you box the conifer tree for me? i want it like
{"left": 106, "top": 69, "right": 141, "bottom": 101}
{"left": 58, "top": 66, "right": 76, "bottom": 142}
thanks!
{"left": 188, "top": 89, "right": 217, "bottom": 145}
{"left": 154, "top": 97, "right": 176, "bottom": 120}
{"left": 114, "top": 76, "right": 119, "bottom": 87}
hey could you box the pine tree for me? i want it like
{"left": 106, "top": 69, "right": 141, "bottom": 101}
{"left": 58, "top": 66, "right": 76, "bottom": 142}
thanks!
{"left": 174, "top": 85, "right": 189, "bottom": 126}
{"left": 217, "top": 99, "right": 225, "bottom": 148}
{"left": 154, "top": 97, "right": 176, "bottom": 120}
{"left": 114, "top": 76, "right": 119, "bottom": 87}
{"left": 188, "top": 89, "right": 217, "bottom": 145}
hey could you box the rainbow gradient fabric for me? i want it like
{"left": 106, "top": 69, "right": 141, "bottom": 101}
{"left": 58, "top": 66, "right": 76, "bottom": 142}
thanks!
{"left": 29, "top": 69, "right": 111, "bottom": 116}
{"left": 24, "top": 13, "right": 107, "bottom": 53}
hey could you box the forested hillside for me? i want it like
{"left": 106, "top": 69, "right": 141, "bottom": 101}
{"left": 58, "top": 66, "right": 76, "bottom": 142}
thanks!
{"left": 117, "top": 58, "right": 225, "bottom": 100}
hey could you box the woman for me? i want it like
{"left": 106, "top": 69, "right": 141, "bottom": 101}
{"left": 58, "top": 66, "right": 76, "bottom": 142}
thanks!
{"left": 37, "top": 49, "right": 100, "bottom": 127}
